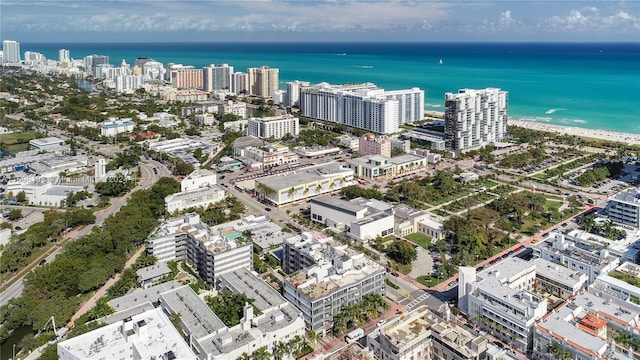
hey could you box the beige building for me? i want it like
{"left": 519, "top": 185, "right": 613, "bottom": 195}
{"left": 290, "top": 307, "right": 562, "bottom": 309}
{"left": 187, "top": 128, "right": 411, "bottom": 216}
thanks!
{"left": 347, "top": 154, "right": 426, "bottom": 180}
{"left": 170, "top": 68, "right": 203, "bottom": 89}
{"left": 248, "top": 66, "right": 279, "bottom": 98}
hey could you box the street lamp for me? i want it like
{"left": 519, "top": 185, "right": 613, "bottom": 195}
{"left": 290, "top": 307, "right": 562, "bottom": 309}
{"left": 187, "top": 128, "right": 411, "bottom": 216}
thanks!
{"left": 13, "top": 343, "right": 16, "bottom": 360}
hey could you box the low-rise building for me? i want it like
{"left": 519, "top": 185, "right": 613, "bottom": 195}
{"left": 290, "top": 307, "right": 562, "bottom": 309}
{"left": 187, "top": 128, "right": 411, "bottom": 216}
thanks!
{"left": 165, "top": 186, "right": 226, "bottom": 213}
{"left": 247, "top": 114, "right": 299, "bottom": 140}
{"left": 346, "top": 154, "right": 426, "bottom": 180}
{"left": 6, "top": 180, "right": 84, "bottom": 207}
{"left": 294, "top": 146, "right": 341, "bottom": 158}
{"left": 394, "top": 204, "right": 446, "bottom": 241}
{"left": 135, "top": 263, "right": 171, "bottom": 289}
{"left": 242, "top": 144, "right": 299, "bottom": 170}
{"left": 29, "top": 137, "right": 64, "bottom": 150}
{"left": 532, "top": 232, "right": 620, "bottom": 284}
{"left": 532, "top": 258, "right": 589, "bottom": 299}
{"left": 606, "top": 188, "right": 640, "bottom": 229}
{"left": 57, "top": 307, "right": 196, "bottom": 360}
{"left": 534, "top": 291, "right": 640, "bottom": 360}
{"left": 255, "top": 163, "right": 355, "bottom": 207}
{"left": 367, "top": 305, "right": 434, "bottom": 360}
{"left": 181, "top": 169, "right": 217, "bottom": 191}
{"left": 590, "top": 261, "right": 640, "bottom": 308}
{"left": 282, "top": 232, "right": 386, "bottom": 334}
{"left": 100, "top": 118, "right": 134, "bottom": 137}
{"left": 310, "top": 195, "right": 394, "bottom": 242}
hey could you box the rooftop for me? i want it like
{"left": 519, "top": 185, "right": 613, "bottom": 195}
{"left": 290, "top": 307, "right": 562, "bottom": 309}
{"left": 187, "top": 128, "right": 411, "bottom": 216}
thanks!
{"left": 256, "top": 162, "right": 353, "bottom": 191}
{"left": 610, "top": 188, "right": 640, "bottom": 204}
{"left": 532, "top": 258, "right": 588, "bottom": 287}
{"left": 218, "top": 267, "right": 287, "bottom": 311}
{"left": 136, "top": 263, "right": 171, "bottom": 282}
{"left": 160, "top": 285, "right": 226, "bottom": 339}
{"left": 29, "top": 137, "right": 64, "bottom": 145}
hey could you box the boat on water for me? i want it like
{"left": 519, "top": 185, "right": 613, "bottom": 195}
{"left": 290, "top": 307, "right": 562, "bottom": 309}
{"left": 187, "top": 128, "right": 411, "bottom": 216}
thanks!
{"left": 439, "top": 59, "right": 444, "bottom": 64}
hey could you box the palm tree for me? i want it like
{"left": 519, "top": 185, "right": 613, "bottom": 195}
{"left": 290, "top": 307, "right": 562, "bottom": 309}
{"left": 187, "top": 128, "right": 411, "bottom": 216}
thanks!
{"left": 238, "top": 353, "right": 252, "bottom": 360}
{"left": 287, "top": 187, "right": 295, "bottom": 202}
{"left": 307, "top": 330, "right": 319, "bottom": 348}
{"left": 273, "top": 341, "right": 289, "bottom": 360}
{"left": 253, "top": 346, "right": 271, "bottom": 360}
{"left": 290, "top": 335, "right": 305, "bottom": 356}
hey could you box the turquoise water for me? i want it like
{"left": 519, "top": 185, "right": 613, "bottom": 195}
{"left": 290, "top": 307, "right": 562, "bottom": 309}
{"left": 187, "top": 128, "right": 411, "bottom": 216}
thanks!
{"left": 24, "top": 42, "right": 640, "bottom": 134}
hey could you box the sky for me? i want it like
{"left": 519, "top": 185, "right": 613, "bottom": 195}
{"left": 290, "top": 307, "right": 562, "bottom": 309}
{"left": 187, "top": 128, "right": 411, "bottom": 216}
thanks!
{"left": 1, "top": 0, "right": 639, "bottom": 43}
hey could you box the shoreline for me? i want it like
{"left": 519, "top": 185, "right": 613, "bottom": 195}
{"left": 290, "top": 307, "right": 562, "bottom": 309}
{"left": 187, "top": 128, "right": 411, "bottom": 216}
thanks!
{"left": 507, "top": 119, "right": 640, "bottom": 146}
{"left": 423, "top": 111, "right": 640, "bottom": 146}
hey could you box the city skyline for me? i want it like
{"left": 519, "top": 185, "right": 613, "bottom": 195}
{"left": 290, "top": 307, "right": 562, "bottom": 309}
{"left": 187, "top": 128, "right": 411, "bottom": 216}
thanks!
{"left": 1, "top": 1, "right": 639, "bottom": 43}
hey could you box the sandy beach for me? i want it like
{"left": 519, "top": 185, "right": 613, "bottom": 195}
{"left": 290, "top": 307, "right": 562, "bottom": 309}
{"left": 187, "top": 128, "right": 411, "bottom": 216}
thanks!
{"left": 508, "top": 119, "right": 640, "bottom": 146}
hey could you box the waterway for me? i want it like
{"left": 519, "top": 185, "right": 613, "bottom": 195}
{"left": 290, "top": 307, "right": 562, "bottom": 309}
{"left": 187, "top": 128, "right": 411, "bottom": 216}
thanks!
{"left": 76, "top": 79, "right": 94, "bottom": 93}
{"left": 0, "top": 326, "right": 35, "bottom": 360}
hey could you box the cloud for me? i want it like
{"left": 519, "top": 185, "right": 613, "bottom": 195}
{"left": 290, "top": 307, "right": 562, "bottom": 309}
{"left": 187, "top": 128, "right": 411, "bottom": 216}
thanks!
{"left": 542, "top": 6, "right": 640, "bottom": 31}
{"left": 499, "top": 10, "right": 515, "bottom": 27}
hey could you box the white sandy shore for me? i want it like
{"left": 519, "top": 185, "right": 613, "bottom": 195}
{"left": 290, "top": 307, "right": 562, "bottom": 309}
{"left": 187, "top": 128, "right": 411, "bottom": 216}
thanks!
{"left": 422, "top": 111, "right": 640, "bottom": 146}
{"left": 508, "top": 119, "right": 640, "bottom": 146}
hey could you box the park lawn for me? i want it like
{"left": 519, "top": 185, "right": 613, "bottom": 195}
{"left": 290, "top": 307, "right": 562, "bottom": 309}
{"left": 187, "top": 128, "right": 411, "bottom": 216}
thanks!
{"left": 406, "top": 233, "right": 432, "bottom": 250}
{"left": 0, "top": 130, "right": 39, "bottom": 144}
{"left": 417, "top": 275, "right": 442, "bottom": 288}
{"left": 544, "top": 199, "right": 563, "bottom": 212}
{"left": 481, "top": 180, "right": 498, "bottom": 188}
{"left": 532, "top": 172, "right": 548, "bottom": 180}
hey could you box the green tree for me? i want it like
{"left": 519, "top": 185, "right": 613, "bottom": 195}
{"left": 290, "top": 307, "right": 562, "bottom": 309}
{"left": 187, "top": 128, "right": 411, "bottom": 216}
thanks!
{"left": 7, "top": 209, "right": 22, "bottom": 221}
{"left": 16, "top": 191, "right": 27, "bottom": 203}
{"left": 387, "top": 240, "right": 417, "bottom": 265}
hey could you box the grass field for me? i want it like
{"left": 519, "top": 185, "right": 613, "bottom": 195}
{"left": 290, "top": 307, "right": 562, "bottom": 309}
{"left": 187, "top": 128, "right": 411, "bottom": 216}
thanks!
{"left": 0, "top": 130, "right": 39, "bottom": 144}
{"left": 406, "top": 233, "right": 432, "bottom": 250}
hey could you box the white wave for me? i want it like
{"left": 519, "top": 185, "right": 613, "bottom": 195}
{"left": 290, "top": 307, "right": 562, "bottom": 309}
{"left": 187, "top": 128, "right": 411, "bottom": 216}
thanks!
{"left": 573, "top": 119, "right": 587, "bottom": 124}
{"left": 335, "top": 53, "right": 347, "bottom": 56}
{"left": 354, "top": 65, "right": 373, "bottom": 69}
{"left": 426, "top": 103, "right": 442, "bottom": 108}
{"left": 545, "top": 108, "right": 567, "bottom": 115}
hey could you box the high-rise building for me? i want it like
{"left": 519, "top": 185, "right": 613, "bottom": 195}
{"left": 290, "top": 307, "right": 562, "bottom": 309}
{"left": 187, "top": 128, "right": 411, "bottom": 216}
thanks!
{"left": 285, "top": 80, "right": 310, "bottom": 107}
{"left": 386, "top": 88, "right": 424, "bottom": 124}
{"left": 299, "top": 83, "right": 405, "bottom": 134}
{"left": 444, "top": 88, "right": 508, "bottom": 153}
{"left": 248, "top": 66, "right": 279, "bottom": 98}
{"left": 169, "top": 68, "right": 203, "bottom": 89}
{"left": 2, "top": 40, "right": 20, "bottom": 63}
{"left": 202, "top": 64, "right": 233, "bottom": 92}
{"left": 231, "top": 72, "right": 249, "bottom": 95}
{"left": 83, "top": 54, "right": 110, "bottom": 77}
{"left": 23, "top": 51, "right": 46, "bottom": 67}
{"left": 94, "top": 158, "right": 107, "bottom": 180}
{"left": 58, "top": 49, "right": 70, "bottom": 63}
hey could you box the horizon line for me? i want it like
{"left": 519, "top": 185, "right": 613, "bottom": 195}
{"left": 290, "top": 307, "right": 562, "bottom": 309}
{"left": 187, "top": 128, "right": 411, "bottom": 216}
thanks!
{"left": 16, "top": 40, "right": 640, "bottom": 45}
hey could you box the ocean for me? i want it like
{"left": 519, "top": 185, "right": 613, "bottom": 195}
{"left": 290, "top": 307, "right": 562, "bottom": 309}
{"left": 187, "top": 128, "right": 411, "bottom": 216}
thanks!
{"left": 23, "top": 42, "right": 640, "bottom": 134}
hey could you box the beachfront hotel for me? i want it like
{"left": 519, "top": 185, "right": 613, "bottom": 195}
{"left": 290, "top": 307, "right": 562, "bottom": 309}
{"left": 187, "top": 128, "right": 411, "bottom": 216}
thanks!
{"left": 248, "top": 66, "right": 279, "bottom": 98}
{"left": 298, "top": 82, "right": 424, "bottom": 134}
{"left": 444, "top": 88, "right": 508, "bottom": 153}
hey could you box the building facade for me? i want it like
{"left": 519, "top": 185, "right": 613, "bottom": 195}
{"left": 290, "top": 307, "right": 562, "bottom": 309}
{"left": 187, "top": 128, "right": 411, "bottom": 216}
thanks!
{"left": 282, "top": 232, "right": 386, "bottom": 335}
{"left": 358, "top": 133, "right": 391, "bottom": 157}
{"left": 203, "top": 64, "right": 233, "bottom": 92}
{"left": 606, "top": 188, "right": 640, "bottom": 229}
{"left": 100, "top": 119, "right": 135, "bottom": 137}
{"left": 286, "top": 80, "right": 310, "bottom": 107}
{"left": 247, "top": 114, "right": 300, "bottom": 140}
{"left": 248, "top": 66, "right": 279, "bottom": 98}
{"left": 2, "top": 40, "right": 21, "bottom": 63}
{"left": 444, "top": 88, "right": 508, "bottom": 153}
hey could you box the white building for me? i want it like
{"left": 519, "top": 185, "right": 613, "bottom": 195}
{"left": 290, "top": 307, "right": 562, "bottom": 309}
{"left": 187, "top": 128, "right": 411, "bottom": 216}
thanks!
{"left": 165, "top": 186, "right": 226, "bottom": 213}
{"left": 100, "top": 118, "right": 135, "bottom": 137}
{"left": 57, "top": 307, "right": 196, "bottom": 360}
{"left": 606, "top": 188, "right": 640, "bottom": 229}
{"left": 6, "top": 180, "right": 84, "bottom": 207}
{"left": 285, "top": 80, "right": 310, "bottom": 107}
{"left": 394, "top": 204, "right": 445, "bottom": 241}
{"left": 146, "top": 213, "right": 253, "bottom": 284}
{"left": 29, "top": 137, "right": 64, "bottom": 150}
{"left": 247, "top": 114, "right": 300, "bottom": 140}
{"left": 135, "top": 263, "right": 172, "bottom": 289}
{"left": 94, "top": 158, "right": 107, "bottom": 180}
{"left": 254, "top": 163, "right": 355, "bottom": 207}
{"left": 367, "top": 305, "right": 434, "bottom": 360}
{"left": 532, "top": 258, "right": 589, "bottom": 299}
{"left": 590, "top": 262, "right": 640, "bottom": 308}
{"left": 299, "top": 82, "right": 402, "bottom": 134}
{"left": 162, "top": 274, "right": 305, "bottom": 360}
{"left": 459, "top": 258, "right": 548, "bottom": 353}
{"left": 242, "top": 144, "right": 299, "bottom": 170}
{"left": 532, "top": 232, "right": 620, "bottom": 284}
{"left": 2, "top": 40, "right": 20, "bottom": 63}
{"left": 59, "top": 49, "right": 70, "bottom": 63}
{"left": 444, "top": 88, "right": 508, "bottom": 153}
{"left": 282, "top": 232, "right": 386, "bottom": 334}
{"left": 203, "top": 64, "right": 233, "bottom": 92}
{"left": 346, "top": 154, "right": 426, "bottom": 180}
{"left": 181, "top": 169, "right": 217, "bottom": 192}
{"left": 310, "top": 195, "right": 395, "bottom": 242}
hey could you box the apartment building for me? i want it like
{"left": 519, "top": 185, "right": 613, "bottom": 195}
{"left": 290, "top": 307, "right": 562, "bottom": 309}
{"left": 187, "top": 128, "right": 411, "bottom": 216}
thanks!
{"left": 444, "top": 88, "right": 508, "bottom": 153}
{"left": 100, "top": 118, "right": 135, "bottom": 137}
{"left": 606, "top": 188, "right": 640, "bottom": 229}
{"left": 459, "top": 258, "right": 547, "bottom": 353}
{"left": 310, "top": 195, "right": 394, "bottom": 242}
{"left": 282, "top": 232, "right": 386, "bottom": 335}
{"left": 203, "top": 64, "right": 233, "bottom": 92}
{"left": 532, "top": 232, "right": 620, "bottom": 284}
{"left": 532, "top": 258, "right": 589, "bottom": 299}
{"left": 359, "top": 133, "right": 391, "bottom": 157}
{"left": 145, "top": 213, "right": 252, "bottom": 285}
{"left": 248, "top": 66, "right": 279, "bottom": 98}
{"left": 247, "top": 114, "right": 300, "bottom": 140}
{"left": 590, "top": 262, "right": 640, "bottom": 308}
{"left": 285, "top": 80, "right": 310, "bottom": 107}
{"left": 165, "top": 186, "right": 226, "bottom": 213}
{"left": 534, "top": 291, "right": 640, "bottom": 360}
{"left": 170, "top": 68, "right": 204, "bottom": 89}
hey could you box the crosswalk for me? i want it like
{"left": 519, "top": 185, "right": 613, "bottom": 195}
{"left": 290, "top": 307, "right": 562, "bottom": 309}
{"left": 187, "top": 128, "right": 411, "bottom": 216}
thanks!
{"left": 405, "top": 292, "right": 430, "bottom": 311}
